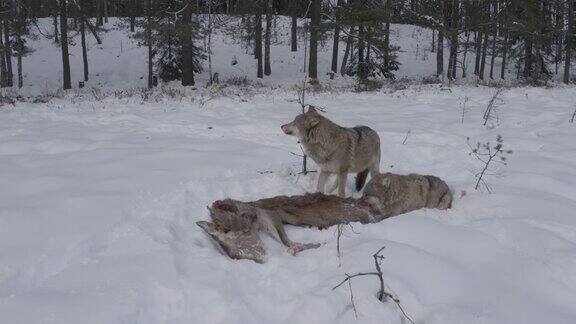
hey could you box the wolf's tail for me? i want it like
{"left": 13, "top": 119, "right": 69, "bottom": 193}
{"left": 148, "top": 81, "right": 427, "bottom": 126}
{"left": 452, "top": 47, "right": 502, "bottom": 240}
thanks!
{"left": 356, "top": 169, "right": 369, "bottom": 191}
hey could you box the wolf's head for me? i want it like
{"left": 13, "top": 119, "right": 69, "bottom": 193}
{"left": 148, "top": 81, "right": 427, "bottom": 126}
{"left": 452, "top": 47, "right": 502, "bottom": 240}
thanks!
{"left": 281, "top": 106, "right": 320, "bottom": 139}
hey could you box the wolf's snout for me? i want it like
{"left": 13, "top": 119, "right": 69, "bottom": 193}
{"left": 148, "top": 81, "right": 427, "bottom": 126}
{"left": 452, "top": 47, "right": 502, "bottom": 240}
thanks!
{"left": 281, "top": 124, "right": 292, "bottom": 135}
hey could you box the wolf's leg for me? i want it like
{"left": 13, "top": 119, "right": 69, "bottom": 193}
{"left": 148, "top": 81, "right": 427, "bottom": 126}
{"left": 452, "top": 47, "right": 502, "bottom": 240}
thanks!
{"left": 317, "top": 170, "right": 329, "bottom": 193}
{"left": 337, "top": 172, "right": 348, "bottom": 197}
{"left": 327, "top": 175, "right": 338, "bottom": 194}
{"left": 369, "top": 157, "right": 381, "bottom": 178}
{"left": 355, "top": 169, "right": 369, "bottom": 191}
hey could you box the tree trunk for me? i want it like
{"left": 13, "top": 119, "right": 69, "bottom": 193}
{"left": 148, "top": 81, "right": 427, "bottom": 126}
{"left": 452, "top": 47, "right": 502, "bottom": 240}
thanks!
{"left": 15, "top": 0, "right": 23, "bottom": 88}
{"left": 81, "top": 10, "right": 89, "bottom": 82}
{"left": 501, "top": 28, "right": 508, "bottom": 79}
{"left": 60, "top": 0, "right": 71, "bottom": 90}
{"left": 489, "top": 32, "right": 496, "bottom": 79}
{"left": 358, "top": 24, "right": 366, "bottom": 82}
{"left": 524, "top": 34, "right": 534, "bottom": 79}
{"left": 331, "top": 23, "right": 340, "bottom": 75}
{"left": 256, "top": 12, "right": 263, "bottom": 78}
{"left": 0, "top": 22, "right": 7, "bottom": 88}
{"left": 474, "top": 31, "right": 481, "bottom": 75}
{"left": 146, "top": 0, "right": 153, "bottom": 88}
{"left": 308, "top": 0, "right": 320, "bottom": 83}
{"left": 291, "top": 14, "right": 297, "bottom": 52}
{"left": 53, "top": 15, "right": 59, "bottom": 42}
{"left": 104, "top": 0, "right": 108, "bottom": 23}
{"left": 554, "top": 0, "right": 563, "bottom": 75}
{"left": 437, "top": 28, "right": 444, "bottom": 79}
{"left": 3, "top": 14, "right": 13, "bottom": 87}
{"left": 479, "top": 0, "right": 491, "bottom": 80}
{"left": 565, "top": 0, "right": 574, "bottom": 83}
{"left": 264, "top": 0, "right": 272, "bottom": 76}
{"left": 97, "top": 0, "right": 103, "bottom": 26}
{"left": 479, "top": 31, "right": 488, "bottom": 80}
{"left": 130, "top": 0, "right": 136, "bottom": 32}
{"left": 489, "top": 0, "right": 497, "bottom": 79}
{"left": 462, "top": 31, "right": 470, "bottom": 78}
{"left": 180, "top": 1, "right": 195, "bottom": 86}
{"left": 383, "top": 0, "right": 391, "bottom": 68}
{"left": 331, "top": 0, "right": 343, "bottom": 74}
{"left": 447, "top": 0, "right": 459, "bottom": 80}
{"left": 17, "top": 52, "right": 22, "bottom": 88}
{"left": 341, "top": 27, "right": 353, "bottom": 75}
{"left": 207, "top": 2, "right": 213, "bottom": 84}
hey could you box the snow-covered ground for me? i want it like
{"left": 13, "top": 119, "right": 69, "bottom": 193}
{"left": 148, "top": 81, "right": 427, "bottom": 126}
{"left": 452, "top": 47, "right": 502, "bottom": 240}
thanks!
{"left": 2, "top": 84, "right": 576, "bottom": 323}
{"left": 2, "top": 14, "right": 576, "bottom": 324}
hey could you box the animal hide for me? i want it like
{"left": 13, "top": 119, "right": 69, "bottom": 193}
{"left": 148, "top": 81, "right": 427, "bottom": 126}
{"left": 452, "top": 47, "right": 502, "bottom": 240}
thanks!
{"left": 197, "top": 173, "right": 452, "bottom": 263}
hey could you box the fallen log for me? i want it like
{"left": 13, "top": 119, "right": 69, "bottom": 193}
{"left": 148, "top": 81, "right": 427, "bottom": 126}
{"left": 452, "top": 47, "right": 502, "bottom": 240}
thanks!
{"left": 197, "top": 173, "right": 452, "bottom": 263}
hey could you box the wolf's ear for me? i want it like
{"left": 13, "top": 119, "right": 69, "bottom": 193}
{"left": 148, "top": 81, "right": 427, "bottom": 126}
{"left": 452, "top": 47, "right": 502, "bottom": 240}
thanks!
{"left": 307, "top": 105, "right": 318, "bottom": 114}
{"left": 308, "top": 114, "right": 320, "bottom": 127}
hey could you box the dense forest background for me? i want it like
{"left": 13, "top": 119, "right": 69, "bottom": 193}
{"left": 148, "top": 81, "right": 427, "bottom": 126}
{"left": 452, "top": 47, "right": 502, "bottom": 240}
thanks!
{"left": 1, "top": 0, "right": 576, "bottom": 90}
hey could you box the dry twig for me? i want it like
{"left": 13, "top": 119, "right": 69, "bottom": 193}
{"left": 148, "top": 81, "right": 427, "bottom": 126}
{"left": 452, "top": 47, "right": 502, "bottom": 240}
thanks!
{"left": 333, "top": 247, "right": 415, "bottom": 324}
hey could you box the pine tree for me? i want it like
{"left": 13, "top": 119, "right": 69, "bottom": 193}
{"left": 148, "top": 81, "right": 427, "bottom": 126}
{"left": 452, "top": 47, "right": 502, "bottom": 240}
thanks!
{"left": 133, "top": 0, "right": 205, "bottom": 85}
{"left": 338, "top": 0, "right": 399, "bottom": 81}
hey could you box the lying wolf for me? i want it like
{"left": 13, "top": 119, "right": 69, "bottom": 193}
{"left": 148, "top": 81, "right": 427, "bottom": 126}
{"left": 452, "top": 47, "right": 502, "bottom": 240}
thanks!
{"left": 197, "top": 173, "right": 452, "bottom": 263}
{"left": 281, "top": 106, "right": 381, "bottom": 197}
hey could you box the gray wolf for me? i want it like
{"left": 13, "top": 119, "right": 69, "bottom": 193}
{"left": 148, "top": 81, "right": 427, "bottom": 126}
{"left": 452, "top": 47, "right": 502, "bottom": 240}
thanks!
{"left": 281, "top": 106, "right": 381, "bottom": 197}
{"left": 361, "top": 173, "right": 453, "bottom": 219}
{"left": 197, "top": 172, "right": 452, "bottom": 263}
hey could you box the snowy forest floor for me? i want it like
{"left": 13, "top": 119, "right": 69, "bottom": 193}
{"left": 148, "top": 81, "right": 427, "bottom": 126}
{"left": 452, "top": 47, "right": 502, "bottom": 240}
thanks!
{"left": 2, "top": 84, "right": 576, "bottom": 323}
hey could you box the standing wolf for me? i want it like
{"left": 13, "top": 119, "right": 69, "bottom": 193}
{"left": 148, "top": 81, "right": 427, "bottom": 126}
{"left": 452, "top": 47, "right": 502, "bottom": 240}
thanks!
{"left": 281, "top": 106, "right": 381, "bottom": 197}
